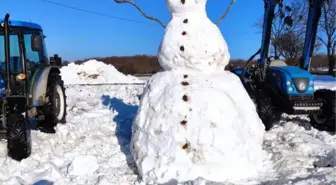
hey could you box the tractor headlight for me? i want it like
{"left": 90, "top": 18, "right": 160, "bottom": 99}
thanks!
{"left": 286, "top": 81, "right": 292, "bottom": 86}
{"left": 16, "top": 73, "right": 26, "bottom": 81}
{"left": 288, "top": 87, "right": 293, "bottom": 92}
{"left": 297, "top": 81, "right": 307, "bottom": 91}
{"left": 309, "top": 87, "right": 314, "bottom": 91}
{"left": 293, "top": 78, "right": 309, "bottom": 92}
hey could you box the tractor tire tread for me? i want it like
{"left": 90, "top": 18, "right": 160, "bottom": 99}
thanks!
{"left": 310, "top": 89, "right": 335, "bottom": 132}
{"left": 257, "top": 94, "right": 281, "bottom": 131}
{"left": 37, "top": 72, "right": 67, "bottom": 133}
{"left": 6, "top": 113, "right": 31, "bottom": 161}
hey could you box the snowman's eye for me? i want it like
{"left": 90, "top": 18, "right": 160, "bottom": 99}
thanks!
{"left": 181, "top": 0, "right": 185, "bottom": 4}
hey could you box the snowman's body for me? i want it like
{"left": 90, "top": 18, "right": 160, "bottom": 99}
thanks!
{"left": 130, "top": 0, "right": 268, "bottom": 184}
{"left": 158, "top": 12, "right": 230, "bottom": 71}
{"left": 158, "top": 10, "right": 229, "bottom": 71}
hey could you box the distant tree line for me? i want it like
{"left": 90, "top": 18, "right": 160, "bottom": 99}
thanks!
{"left": 62, "top": 54, "right": 333, "bottom": 75}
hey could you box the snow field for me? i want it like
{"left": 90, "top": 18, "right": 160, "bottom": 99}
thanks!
{"left": 0, "top": 59, "right": 335, "bottom": 184}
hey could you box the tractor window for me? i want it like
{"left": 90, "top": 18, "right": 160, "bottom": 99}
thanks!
{"left": 0, "top": 34, "right": 21, "bottom": 72}
{"left": 24, "top": 33, "right": 44, "bottom": 64}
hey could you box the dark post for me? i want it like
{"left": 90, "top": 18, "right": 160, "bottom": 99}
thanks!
{"left": 300, "top": 0, "right": 324, "bottom": 70}
{"left": 259, "top": 0, "right": 277, "bottom": 81}
{"left": 4, "top": 13, "right": 11, "bottom": 95}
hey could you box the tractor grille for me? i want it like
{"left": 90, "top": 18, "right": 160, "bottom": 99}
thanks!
{"left": 293, "top": 78, "right": 309, "bottom": 93}
{"left": 288, "top": 95, "right": 313, "bottom": 101}
{"left": 293, "top": 100, "right": 323, "bottom": 108}
{"left": 291, "top": 99, "right": 324, "bottom": 114}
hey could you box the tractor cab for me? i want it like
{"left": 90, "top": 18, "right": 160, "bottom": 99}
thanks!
{"left": 0, "top": 14, "right": 66, "bottom": 161}
{"left": 0, "top": 21, "right": 48, "bottom": 69}
{"left": 0, "top": 17, "right": 61, "bottom": 97}
{"left": 0, "top": 19, "right": 48, "bottom": 96}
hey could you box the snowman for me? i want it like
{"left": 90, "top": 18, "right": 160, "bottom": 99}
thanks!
{"left": 114, "top": 0, "right": 269, "bottom": 184}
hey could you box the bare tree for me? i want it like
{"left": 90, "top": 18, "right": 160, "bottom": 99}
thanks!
{"left": 317, "top": 0, "right": 336, "bottom": 75}
{"left": 113, "top": 0, "right": 166, "bottom": 28}
{"left": 254, "top": 0, "right": 321, "bottom": 63}
{"left": 114, "top": 0, "right": 237, "bottom": 27}
{"left": 216, "top": 0, "right": 237, "bottom": 25}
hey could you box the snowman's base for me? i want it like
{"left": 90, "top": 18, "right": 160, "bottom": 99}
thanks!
{"left": 131, "top": 69, "right": 268, "bottom": 184}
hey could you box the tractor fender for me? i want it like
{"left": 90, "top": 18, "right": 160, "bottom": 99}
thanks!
{"left": 29, "top": 66, "right": 61, "bottom": 107}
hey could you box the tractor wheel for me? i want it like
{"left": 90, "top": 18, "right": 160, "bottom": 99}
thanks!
{"left": 256, "top": 94, "right": 281, "bottom": 131}
{"left": 6, "top": 113, "right": 31, "bottom": 161}
{"left": 37, "top": 73, "right": 67, "bottom": 133}
{"left": 310, "top": 89, "right": 335, "bottom": 132}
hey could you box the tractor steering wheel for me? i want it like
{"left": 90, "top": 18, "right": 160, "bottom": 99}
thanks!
{"left": 241, "top": 48, "right": 261, "bottom": 82}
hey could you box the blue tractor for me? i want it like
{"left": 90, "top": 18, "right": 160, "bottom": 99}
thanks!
{"left": 0, "top": 14, "right": 67, "bottom": 161}
{"left": 231, "top": 0, "right": 335, "bottom": 132}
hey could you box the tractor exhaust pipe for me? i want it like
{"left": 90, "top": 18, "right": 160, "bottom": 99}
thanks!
{"left": 4, "top": 13, "right": 11, "bottom": 95}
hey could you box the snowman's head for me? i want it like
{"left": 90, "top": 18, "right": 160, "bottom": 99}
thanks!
{"left": 167, "top": 0, "right": 207, "bottom": 13}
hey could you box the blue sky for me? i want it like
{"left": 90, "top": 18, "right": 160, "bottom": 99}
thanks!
{"left": 1, "top": 0, "right": 265, "bottom": 61}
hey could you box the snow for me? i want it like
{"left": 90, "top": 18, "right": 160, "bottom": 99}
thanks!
{"left": 131, "top": 69, "right": 269, "bottom": 184}
{"left": 0, "top": 65, "right": 335, "bottom": 184}
{"left": 0, "top": 84, "right": 143, "bottom": 185}
{"left": 313, "top": 75, "right": 336, "bottom": 91}
{"left": 158, "top": 1, "right": 229, "bottom": 71}
{"left": 0, "top": 0, "right": 335, "bottom": 181}
{"left": 68, "top": 155, "right": 99, "bottom": 176}
{"left": 60, "top": 60, "right": 142, "bottom": 85}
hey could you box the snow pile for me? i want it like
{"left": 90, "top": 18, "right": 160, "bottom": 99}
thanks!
{"left": 261, "top": 114, "right": 336, "bottom": 185}
{"left": 60, "top": 60, "right": 142, "bottom": 84}
{"left": 131, "top": 70, "right": 269, "bottom": 184}
{"left": 0, "top": 85, "right": 143, "bottom": 185}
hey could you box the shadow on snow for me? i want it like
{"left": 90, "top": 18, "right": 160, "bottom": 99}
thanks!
{"left": 101, "top": 95, "right": 139, "bottom": 174}
{"left": 32, "top": 180, "right": 54, "bottom": 185}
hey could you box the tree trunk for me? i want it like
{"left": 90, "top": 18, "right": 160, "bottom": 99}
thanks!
{"left": 328, "top": 55, "right": 335, "bottom": 76}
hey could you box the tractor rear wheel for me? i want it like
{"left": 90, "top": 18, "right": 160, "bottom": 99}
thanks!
{"left": 310, "top": 89, "right": 335, "bottom": 132}
{"left": 37, "top": 73, "right": 67, "bottom": 133}
{"left": 256, "top": 94, "right": 281, "bottom": 131}
{"left": 6, "top": 113, "right": 31, "bottom": 161}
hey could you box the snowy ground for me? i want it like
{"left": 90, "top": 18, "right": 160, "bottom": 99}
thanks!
{"left": 0, "top": 61, "right": 335, "bottom": 185}
{"left": 314, "top": 75, "right": 336, "bottom": 91}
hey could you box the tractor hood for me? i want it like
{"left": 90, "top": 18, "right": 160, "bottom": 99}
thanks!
{"left": 269, "top": 66, "right": 313, "bottom": 79}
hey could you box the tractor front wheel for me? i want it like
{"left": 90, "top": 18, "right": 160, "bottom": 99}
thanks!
{"left": 310, "top": 89, "right": 335, "bottom": 132}
{"left": 256, "top": 94, "right": 281, "bottom": 131}
{"left": 37, "top": 73, "right": 67, "bottom": 133}
{"left": 6, "top": 113, "right": 31, "bottom": 161}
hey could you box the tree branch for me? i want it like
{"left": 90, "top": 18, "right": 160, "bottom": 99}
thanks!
{"left": 216, "top": 0, "right": 236, "bottom": 25}
{"left": 316, "top": 34, "right": 328, "bottom": 46}
{"left": 113, "top": 0, "right": 166, "bottom": 28}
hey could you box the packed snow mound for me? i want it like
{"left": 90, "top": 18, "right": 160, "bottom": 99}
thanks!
{"left": 60, "top": 60, "right": 142, "bottom": 84}
{"left": 131, "top": 69, "right": 269, "bottom": 184}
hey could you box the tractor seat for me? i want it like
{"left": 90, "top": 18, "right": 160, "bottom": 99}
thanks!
{"left": 269, "top": 60, "right": 287, "bottom": 67}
